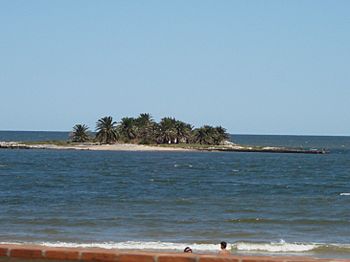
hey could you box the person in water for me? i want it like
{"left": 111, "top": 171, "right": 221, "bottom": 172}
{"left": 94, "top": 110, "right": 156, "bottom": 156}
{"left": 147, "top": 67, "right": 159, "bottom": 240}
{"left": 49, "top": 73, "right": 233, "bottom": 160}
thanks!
{"left": 218, "top": 241, "right": 230, "bottom": 256}
{"left": 184, "top": 247, "right": 193, "bottom": 253}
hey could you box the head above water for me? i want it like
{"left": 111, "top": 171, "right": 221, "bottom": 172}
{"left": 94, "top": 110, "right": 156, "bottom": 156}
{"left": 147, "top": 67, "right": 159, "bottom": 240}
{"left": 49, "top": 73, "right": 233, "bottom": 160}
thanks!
{"left": 220, "top": 241, "right": 227, "bottom": 249}
{"left": 184, "top": 247, "right": 192, "bottom": 253}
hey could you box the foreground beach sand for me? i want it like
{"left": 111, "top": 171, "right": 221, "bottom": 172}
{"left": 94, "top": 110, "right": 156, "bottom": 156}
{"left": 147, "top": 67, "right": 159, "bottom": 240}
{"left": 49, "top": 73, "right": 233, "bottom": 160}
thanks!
{"left": 0, "top": 244, "right": 348, "bottom": 262}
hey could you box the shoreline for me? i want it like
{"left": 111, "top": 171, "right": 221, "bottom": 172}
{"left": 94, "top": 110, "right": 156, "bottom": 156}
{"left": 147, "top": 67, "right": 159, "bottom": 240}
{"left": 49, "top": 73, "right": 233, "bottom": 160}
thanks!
{"left": 0, "top": 142, "right": 194, "bottom": 152}
{"left": 0, "top": 243, "right": 348, "bottom": 262}
{"left": 0, "top": 141, "right": 327, "bottom": 154}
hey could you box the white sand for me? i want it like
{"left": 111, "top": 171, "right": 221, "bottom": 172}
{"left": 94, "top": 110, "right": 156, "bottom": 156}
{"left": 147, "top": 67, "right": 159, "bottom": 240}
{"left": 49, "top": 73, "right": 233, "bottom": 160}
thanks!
{"left": 27, "top": 143, "right": 194, "bottom": 152}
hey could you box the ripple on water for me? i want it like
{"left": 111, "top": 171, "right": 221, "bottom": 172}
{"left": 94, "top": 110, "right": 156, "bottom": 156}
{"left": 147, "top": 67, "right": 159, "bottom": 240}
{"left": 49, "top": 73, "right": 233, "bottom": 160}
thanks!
{"left": 0, "top": 137, "right": 349, "bottom": 252}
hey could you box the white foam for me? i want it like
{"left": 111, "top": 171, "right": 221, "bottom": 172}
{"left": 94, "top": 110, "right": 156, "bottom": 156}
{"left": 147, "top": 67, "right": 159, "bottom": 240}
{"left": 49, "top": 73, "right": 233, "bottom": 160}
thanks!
{"left": 340, "top": 193, "right": 350, "bottom": 196}
{"left": 0, "top": 241, "right": 219, "bottom": 252}
{"left": 2, "top": 240, "right": 349, "bottom": 254}
{"left": 232, "top": 240, "right": 318, "bottom": 252}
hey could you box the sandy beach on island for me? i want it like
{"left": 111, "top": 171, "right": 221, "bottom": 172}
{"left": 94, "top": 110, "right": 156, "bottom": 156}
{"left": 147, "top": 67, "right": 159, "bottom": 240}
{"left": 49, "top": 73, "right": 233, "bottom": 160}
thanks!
{"left": 0, "top": 141, "right": 327, "bottom": 154}
{"left": 0, "top": 142, "right": 195, "bottom": 152}
{"left": 57, "top": 143, "right": 195, "bottom": 152}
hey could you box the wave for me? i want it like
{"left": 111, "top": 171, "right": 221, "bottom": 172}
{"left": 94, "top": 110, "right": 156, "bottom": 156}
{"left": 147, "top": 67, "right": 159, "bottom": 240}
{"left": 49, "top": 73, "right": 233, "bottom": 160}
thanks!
{"left": 0, "top": 241, "right": 218, "bottom": 252}
{"left": 233, "top": 240, "right": 316, "bottom": 252}
{"left": 1, "top": 240, "right": 350, "bottom": 254}
{"left": 340, "top": 193, "right": 350, "bottom": 196}
{"left": 233, "top": 240, "right": 350, "bottom": 254}
{"left": 224, "top": 218, "right": 350, "bottom": 225}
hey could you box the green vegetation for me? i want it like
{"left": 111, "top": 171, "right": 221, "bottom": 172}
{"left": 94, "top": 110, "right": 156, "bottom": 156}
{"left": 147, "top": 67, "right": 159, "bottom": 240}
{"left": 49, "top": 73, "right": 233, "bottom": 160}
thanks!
{"left": 70, "top": 124, "right": 91, "bottom": 142}
{"left": 95, "top": 116, "right": 119, "bottom": 144}
{"left": 71, "top": 113, "right": 231, "bottom": 145}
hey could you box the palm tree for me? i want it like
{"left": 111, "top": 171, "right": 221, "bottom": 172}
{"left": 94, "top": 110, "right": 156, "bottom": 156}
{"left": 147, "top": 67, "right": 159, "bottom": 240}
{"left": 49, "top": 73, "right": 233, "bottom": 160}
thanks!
{"left": 70, "top": 124, "right": 91, "bottom": 142}
{"left": 135, "top": 113, "right": 157, "bottom": 144}
{"left": 175, "top": 120, "right": 193, "bottom": 144}
{"left": 136, "top": 113, "right": 153, "bottom": 127}
{"left": 158, "top": 117, "right": 177, "bottom": 144}
{"left": 213, "top": 126, "right": 230, "bottom": 144}
{"left": 193, "top": 125, "right": 217, "bottom": 145}
{"left": 95, "top": 116, "right": 118, "bottom": 144}
{"left": 193, "top": 125, "right": 230, "bottom": 145}
{"left": 193, "top": 126, "right": 208, "bottom": 145}
{"left": 118, "top": 117, "right": 137, "bottom": 142}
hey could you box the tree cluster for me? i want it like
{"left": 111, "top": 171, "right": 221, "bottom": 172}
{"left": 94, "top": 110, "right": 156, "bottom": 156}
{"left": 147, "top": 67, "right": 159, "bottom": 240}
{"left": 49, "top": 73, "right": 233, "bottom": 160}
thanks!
{"left": 70, "top": 114, "right": 230, "bottom": 145}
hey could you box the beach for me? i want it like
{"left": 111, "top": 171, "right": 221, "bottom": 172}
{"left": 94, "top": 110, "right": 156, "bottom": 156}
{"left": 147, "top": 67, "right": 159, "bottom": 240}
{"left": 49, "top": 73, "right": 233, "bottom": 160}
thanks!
{"left": 24, "top": 143, "right": 195, "bottom": 152}
{"left": 0, "top": 141, "right": 326, "bottom": 154}
{"left": 0, "top": 140, "right": 194, "bottom": 152}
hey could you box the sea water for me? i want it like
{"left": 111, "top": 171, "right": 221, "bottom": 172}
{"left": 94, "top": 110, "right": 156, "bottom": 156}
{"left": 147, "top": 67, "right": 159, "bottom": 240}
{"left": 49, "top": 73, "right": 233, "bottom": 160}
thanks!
{"left": 0, "top": 131, "right": 349, "bottom": 258}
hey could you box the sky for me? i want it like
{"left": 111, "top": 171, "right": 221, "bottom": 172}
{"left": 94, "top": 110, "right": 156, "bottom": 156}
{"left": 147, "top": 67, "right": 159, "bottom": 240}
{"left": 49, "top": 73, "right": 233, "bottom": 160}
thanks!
{"left": 0, "top": 1, "right": 349, "bottom": 135}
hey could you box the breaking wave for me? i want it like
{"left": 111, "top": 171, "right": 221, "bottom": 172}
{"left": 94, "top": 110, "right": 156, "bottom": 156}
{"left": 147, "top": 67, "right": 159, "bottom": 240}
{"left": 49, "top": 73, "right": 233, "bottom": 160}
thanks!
{"left": 1, "top": 240, "right": 350, "bottom": 255}
{"left": 232, "top": 240, "right": 350, "bottom": 254}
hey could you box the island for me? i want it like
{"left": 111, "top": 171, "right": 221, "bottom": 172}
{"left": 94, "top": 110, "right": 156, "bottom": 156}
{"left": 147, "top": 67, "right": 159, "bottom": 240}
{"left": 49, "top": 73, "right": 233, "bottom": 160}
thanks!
{"left": 0, "top": 114, "right": 327, "bottom": 154}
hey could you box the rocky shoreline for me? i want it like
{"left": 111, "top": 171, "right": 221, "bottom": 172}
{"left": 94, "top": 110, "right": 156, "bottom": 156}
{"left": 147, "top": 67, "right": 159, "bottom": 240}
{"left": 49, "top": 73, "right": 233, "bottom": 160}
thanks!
{"left": 203, "top": 145, "right": 327, "bottom": 154}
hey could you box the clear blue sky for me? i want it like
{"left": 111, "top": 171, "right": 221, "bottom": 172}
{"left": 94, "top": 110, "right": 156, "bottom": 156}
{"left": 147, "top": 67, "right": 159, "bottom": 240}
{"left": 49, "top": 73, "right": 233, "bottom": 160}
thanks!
{"left": 1, "top": 1, "right": 349, "bottom": 135}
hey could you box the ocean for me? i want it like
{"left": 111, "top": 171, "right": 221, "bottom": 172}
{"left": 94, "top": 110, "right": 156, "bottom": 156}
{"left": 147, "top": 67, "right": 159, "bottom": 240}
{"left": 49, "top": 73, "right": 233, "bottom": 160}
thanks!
{"left": 0, "top": 131, "right": 349, "bottom": 258}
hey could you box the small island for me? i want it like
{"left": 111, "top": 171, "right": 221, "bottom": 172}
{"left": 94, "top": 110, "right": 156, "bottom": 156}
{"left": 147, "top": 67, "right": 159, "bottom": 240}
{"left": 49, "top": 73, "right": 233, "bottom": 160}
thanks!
{"left": 0, "top": 114, "right": 327, "bottom": 154}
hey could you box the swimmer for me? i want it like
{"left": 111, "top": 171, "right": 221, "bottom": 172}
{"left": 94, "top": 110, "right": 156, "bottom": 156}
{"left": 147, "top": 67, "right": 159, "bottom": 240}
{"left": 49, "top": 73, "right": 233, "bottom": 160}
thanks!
{"left": 184, "top": 247, "right": 193, "bottom": 253}
{"left": 218, "top": 241, "right": 230, "bottom": 256}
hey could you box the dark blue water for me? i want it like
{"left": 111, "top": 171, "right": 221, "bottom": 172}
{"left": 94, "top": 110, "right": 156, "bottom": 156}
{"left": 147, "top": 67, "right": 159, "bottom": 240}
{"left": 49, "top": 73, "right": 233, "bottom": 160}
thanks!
{"left": 0, "top": 132, "right": 349, "bottom": 258}
{"left": 0, "top": 131, "right": 69, "bottom": 142}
